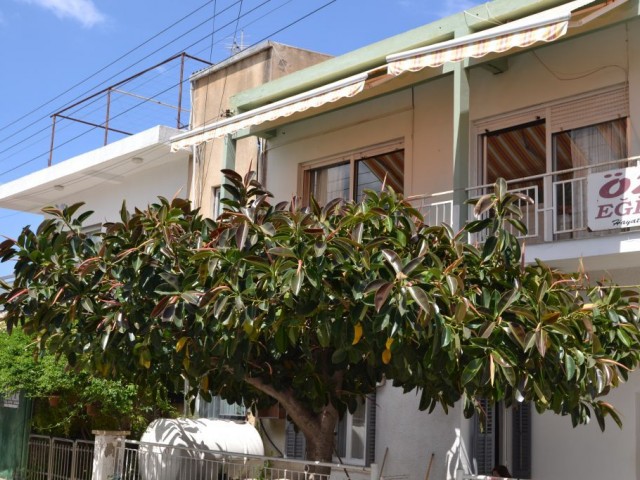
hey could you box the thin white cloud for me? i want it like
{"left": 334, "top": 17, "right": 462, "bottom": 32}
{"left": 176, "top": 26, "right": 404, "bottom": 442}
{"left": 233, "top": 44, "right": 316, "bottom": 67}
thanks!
{"left": 20, "top": 0, "right": 106, "bottom": 27}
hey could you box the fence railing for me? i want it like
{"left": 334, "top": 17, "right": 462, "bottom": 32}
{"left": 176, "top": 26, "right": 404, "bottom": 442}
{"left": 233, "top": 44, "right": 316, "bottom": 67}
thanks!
{"left": 119, "top": 438, "right": 372, "bottom": 480}
{"left": 17, "top": 435, "right": 95, "bottom": 480}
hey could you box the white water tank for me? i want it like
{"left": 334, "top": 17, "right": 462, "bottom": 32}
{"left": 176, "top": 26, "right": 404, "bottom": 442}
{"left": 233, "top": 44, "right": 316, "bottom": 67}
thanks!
{"left": 139, "top": 418, "right": 264, "bottom": 480}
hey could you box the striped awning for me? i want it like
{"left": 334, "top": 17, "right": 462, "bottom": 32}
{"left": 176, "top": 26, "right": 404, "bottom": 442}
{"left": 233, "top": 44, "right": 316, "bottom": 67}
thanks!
{"left": 387, "top": 0, "right": 597, "bottom": 75}
{"left": 171, "top": 72, "right": 368, "bottom": 151}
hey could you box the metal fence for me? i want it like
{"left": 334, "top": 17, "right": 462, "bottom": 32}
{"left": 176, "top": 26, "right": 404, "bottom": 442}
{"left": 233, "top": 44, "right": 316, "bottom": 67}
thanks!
{"left": 119, "top": 439, "right": 372, "bottom": 480}
{"left": 16, "top": 435, "right": 95, "bottom": 480}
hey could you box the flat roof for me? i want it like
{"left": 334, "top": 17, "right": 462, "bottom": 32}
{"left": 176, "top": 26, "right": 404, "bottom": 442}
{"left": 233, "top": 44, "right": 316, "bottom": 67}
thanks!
{"left": 0, "top": 125, "right": 190, "bottom": 213}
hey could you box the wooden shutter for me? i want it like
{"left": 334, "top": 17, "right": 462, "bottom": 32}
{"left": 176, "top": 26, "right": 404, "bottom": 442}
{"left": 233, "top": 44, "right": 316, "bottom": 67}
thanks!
{"left": 285, "top": 420, "right": 306, "bottom": 459}
{"left": 472, "top": 399, "right": 495, "bottom": 475}
{"left": 511, "top": 402, "right": 532, "bottom": 479}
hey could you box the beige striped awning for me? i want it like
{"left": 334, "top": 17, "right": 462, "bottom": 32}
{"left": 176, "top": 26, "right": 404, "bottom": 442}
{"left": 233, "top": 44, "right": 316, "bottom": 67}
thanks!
{"left": 387, "top": 0, "right": 597, "bottom": 75}
{"left": 171, "top": 72, "right": 369, "bottom": 151}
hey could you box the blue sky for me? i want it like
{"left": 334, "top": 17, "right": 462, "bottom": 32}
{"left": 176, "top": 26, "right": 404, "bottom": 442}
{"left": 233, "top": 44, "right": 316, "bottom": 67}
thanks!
{"left": 0, "top": 0, "right": 483, "bottom": 276}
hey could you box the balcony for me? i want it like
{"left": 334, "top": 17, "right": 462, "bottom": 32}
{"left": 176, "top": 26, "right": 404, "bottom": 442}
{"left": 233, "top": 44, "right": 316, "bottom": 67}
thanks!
{"left": 409, "top": 156, "right": 640, "bottom": 272}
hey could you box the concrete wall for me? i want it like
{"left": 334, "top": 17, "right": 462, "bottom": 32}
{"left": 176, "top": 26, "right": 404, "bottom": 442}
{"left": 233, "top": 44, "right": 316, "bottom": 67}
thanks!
{"left": 55, "top": 157, "right": 188, "bottom": 224}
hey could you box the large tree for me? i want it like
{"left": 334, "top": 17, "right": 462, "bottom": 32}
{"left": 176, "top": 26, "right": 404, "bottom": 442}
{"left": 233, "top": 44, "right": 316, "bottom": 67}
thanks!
{"left": 1, "top": 171, "right": 639, "bottom": 463}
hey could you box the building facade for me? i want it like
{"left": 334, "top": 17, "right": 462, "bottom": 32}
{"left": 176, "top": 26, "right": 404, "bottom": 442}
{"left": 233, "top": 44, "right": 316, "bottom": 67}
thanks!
{"left": 173, "top": 0, "right": 640, "bottom": 478}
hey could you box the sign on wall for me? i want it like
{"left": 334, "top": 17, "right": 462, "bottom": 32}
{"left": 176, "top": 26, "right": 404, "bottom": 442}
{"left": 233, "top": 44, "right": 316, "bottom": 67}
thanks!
{"left": 1, "top": 393, "right": 19, "bottom": 409}
{"left": 588, "top": 166, "right": 640, "bottom": 231}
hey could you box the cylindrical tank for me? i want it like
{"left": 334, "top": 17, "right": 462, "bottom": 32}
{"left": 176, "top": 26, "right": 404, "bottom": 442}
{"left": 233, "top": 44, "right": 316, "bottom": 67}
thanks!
{"left": 139, "top": 418, "right": 264, "bottom": 480}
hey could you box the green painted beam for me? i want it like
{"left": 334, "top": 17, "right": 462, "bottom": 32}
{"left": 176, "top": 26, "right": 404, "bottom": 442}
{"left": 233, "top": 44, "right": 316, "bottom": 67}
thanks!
{"left": 452, "top": 31, "right": 471, "bottom": 230}
{"left": 222, "top": 135, "right": 237, "bottom": 199}
{"left": 231, "top": 0, "right": 569, "bottom": 112}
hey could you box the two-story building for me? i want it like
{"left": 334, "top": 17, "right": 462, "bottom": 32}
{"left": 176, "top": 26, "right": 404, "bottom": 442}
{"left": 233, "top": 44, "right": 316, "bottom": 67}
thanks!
{"left": 171, "top": 0, "right": 640, "bottom": 478}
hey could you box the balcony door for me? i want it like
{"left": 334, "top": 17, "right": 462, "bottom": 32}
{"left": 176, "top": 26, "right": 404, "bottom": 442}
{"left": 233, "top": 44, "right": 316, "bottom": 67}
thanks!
{"left": 480, "top": 120, "right": 546, "bottom": 239}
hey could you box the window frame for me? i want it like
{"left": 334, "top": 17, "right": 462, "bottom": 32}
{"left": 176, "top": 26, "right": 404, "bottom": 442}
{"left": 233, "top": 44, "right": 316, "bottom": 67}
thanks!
{"left": 298, "top": 140, "right": 404, "bottom": 205}
{"left": 473, "top": 83, "right": 630, "bottom": 189}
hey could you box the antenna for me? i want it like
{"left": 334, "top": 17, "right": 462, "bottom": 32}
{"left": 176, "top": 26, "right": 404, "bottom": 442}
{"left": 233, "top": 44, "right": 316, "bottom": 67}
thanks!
{"left": 226, "top": 31, "right": 248, "bottom": 55}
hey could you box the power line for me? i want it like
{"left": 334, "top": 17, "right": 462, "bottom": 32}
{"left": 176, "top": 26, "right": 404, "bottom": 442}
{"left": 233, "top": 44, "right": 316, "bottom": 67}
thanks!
{"left": 0, "top": 0, "right": 340, "bottom": 178}
{"left": 0, "top": 0, "right": 217, "bottom": 139}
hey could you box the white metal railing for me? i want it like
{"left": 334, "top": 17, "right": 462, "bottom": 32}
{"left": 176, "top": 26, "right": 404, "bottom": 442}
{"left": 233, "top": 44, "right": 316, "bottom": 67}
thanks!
{"left": 412, "top": 156, "right": 640, "bottom": 245}
{"left": 119, "top": 438, "right": 374, "bottom": 480}
{"left": 408, "top": 190, "right": 454, "bottom": 227}
{"left": 18, "top": 434, "right": 95, "bottom": 480}
{"left": 467, "top": 183, "right": 540, "bottom": 243}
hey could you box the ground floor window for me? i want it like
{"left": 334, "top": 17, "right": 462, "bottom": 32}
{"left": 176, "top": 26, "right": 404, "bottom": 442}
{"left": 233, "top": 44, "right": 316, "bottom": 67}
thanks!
{"left": 472, "top": 399, "right": 531, "bottom": 478}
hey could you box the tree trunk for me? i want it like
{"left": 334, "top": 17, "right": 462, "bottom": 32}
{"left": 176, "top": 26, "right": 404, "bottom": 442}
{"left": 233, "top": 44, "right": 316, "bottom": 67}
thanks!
{"left": 244, "top": 376, "right": 340, "bottom": 475}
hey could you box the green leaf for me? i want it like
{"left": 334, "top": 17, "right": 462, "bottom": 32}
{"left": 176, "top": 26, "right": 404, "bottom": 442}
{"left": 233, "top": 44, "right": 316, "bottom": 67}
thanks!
{"left": 565, "top": 354, "right": 576, "bottom": 380}
{"left": 381, "top": 249, "right": 403, "bottom": 274}
{"left": 374, "top": 282, "right": 394, "bottom": 312}
{"left": 291, "top": 268, "right": 304, "bottom": 296}
{"left": 408, "top": 286, "right": 431, "bottom": 312}
{"left": 461, "top": 357, "right": 484, "bottom": 386}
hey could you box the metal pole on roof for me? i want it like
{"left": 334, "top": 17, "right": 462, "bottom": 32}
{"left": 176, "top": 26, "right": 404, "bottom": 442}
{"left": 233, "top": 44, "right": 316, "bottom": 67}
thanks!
{"left": 104, "top": 88, "right": 112, "bottom": 146}
{"left": 48, "top": 115, "right": 57, "bottom": 167}
{"left": 177, "top": 53, "right": 186, "bottom": 129}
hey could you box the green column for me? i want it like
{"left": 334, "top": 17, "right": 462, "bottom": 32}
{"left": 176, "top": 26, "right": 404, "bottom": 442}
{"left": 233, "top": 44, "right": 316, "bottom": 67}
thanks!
{"left": 222, "top": 134, "right": 237, "bottom": 200}
{"left": 452, "top": 39, "right": 471, "bottom": 230}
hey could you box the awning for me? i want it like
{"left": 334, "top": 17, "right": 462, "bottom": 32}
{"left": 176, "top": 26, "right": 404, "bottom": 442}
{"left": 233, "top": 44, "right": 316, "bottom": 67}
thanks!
{"left": 170, "top": 71, "right": 369, "bottom": 151}
{"left": 387, "top": 0, "right": 602, "bottom": 75}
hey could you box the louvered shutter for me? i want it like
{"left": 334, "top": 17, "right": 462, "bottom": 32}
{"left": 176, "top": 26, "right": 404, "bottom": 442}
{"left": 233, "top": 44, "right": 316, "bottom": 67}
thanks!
{"left": 511, "top": 402, "right": 532, "bottom": 478}
{"left": 336, "top": 415, "right": 347, "bottom": 458}
{"left": 365, "top": 394, "right": 376, "bottom": 467}
{"left": 472, "top": 399, "right": 495, "bottom": 475}
{"left": 285, "top": 420, "right": 306, "bottom": 459}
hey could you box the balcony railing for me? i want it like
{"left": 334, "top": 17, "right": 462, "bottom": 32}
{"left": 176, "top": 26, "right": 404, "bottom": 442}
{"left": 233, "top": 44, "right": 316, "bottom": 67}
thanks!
{"left": 408, "top": 156, "right": 640, "bottom": 245}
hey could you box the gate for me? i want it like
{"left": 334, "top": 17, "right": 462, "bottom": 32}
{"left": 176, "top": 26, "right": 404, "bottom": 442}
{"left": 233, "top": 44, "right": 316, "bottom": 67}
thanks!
{"left": 16, "top": 435, "right": 95, "bottom": 480}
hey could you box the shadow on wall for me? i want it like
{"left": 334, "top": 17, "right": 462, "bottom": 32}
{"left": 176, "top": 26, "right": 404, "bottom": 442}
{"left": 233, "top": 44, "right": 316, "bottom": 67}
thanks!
{"left": 138, "top": 418, "right": 264, "bottom": 480}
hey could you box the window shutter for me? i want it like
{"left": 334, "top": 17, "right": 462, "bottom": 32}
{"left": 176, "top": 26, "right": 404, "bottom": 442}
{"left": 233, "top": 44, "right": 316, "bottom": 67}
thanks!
{"left": 472, "top": 399, "right": 495, "bottom": 475}
{"left": 511, "top": 402, "right": 532, "bottom": 479}
{"left": 365, "top": 393, "right": 376, "bottom": 467}
{"left": 336, "top": 415, "right": 347, "bottom": 458}
{"left": 285, "top": 420, "right": 306, "bottom": 459}
{"left": 550, "top": 84, "right": 628, "bottom": 133}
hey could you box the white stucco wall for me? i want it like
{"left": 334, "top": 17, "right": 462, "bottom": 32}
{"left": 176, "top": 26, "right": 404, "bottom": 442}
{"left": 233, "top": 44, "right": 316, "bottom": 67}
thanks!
{"left": 55, "top": 158, "right": 188, "bottom": 224}
{"left": 375, "top": 383, "right": 465, "bottom": 480}
{"left": 533, "top": 371, "right": 640, "bottom": 480}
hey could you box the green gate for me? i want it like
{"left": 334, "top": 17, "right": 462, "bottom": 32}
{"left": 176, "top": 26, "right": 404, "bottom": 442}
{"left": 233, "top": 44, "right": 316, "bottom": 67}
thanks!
{"left": 0, "top": 392, "right": 32, "bottom": 479}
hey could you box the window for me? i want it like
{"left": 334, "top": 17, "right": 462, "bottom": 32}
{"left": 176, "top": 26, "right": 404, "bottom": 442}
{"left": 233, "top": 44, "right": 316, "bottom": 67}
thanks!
{"left": 212, "top": 185, "right": 222, "bottom": 219}
{"left": 553, "top": 118, "right": 628, "bottom": 235}
{"left": 335, "top": 395, "right": 376, "bottom": 466}
{"left": 285, "top": 394, "right": 376, "bottom": 466}
{"left": 471, "top": 400, "right": 531, "bottom": 478}
{"left": 302, "top": 142, "right": 404, "bottom": 205}
{"left": 196, "top": 395, "right": 245, "bottom": 420}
